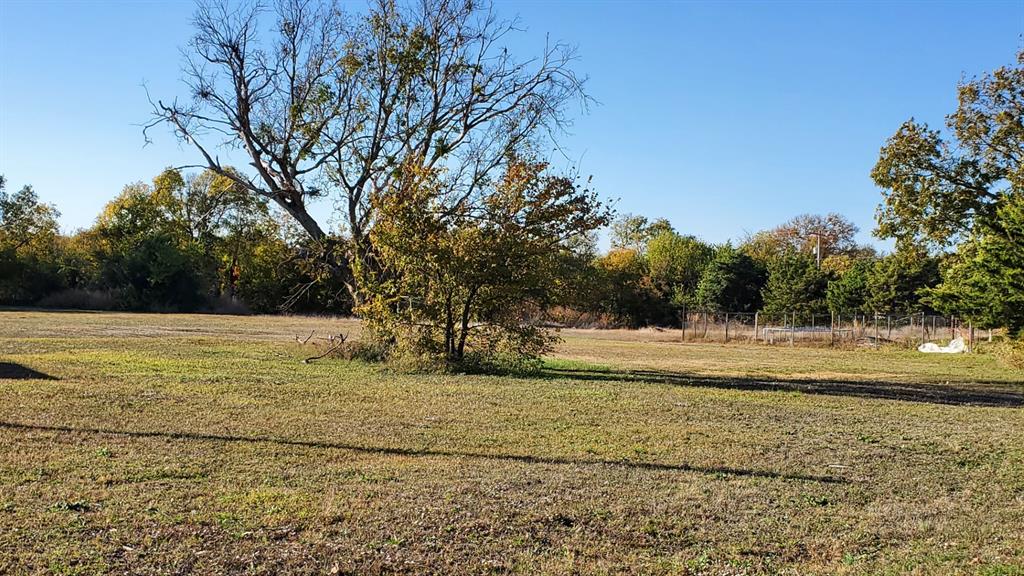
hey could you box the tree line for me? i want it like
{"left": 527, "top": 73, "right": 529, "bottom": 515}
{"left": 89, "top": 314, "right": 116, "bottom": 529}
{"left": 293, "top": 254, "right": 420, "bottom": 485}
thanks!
{"left": 2, "top": 0, "right": 1021, "bottom": 370}
{"left": 557, "top": 212, "right": 945, "bottom": 328}
{"left": 0, "top": 170, "right": 348, "bottom": 314}
{"left": 0, "top": 177, "right": 972, "bottom": 329}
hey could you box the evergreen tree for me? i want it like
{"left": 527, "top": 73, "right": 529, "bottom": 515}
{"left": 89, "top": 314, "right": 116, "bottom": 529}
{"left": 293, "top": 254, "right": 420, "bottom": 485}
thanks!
{"left": 826, "top": 258, "right": 874, "bottom": 314}
{"left": 865, "top": 249, "right": 939, "bottom": 314}
{"left": 761, "top": 250, "right": 828, "bottom": 316}
{"left": 925, "top": 192, "right": 1024, "bottom": 334}
{"left": 694, "top": 244, "right": 765, "bottom": 312}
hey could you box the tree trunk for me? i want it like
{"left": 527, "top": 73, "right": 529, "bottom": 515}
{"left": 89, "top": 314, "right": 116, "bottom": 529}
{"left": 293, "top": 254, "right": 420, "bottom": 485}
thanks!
{"left": 455, "top": 287, "right": 479, "bottom": 361}
{"left": 444, "top": 292, "right": 455, "bottom": 360}
{"left": 272, "top": 194, "right": 366, "bottom": 307}
{"left": 273, "top": 195, "right": 329, "bottom": 242}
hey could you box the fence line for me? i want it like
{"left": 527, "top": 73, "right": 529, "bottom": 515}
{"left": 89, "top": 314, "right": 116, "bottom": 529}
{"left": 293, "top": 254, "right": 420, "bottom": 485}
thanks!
{"left": 676, "top": 309, "right": 992, "bottom": 350}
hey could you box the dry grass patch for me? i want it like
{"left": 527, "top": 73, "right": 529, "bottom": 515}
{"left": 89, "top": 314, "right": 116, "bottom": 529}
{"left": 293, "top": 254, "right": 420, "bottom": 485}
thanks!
{"left": 0, "top": 311, "right": 1022, "bottom": 574}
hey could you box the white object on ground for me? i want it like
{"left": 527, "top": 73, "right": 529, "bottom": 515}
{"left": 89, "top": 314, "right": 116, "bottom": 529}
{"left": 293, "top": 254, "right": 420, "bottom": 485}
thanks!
{"left": 917, "top": 337, "right": 966, "bottom": 354}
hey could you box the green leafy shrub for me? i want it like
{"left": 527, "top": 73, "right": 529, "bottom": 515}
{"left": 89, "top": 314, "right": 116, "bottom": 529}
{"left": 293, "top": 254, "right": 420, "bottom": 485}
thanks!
{"left": 358, "top": 158, "right": 610, "bottom": 372}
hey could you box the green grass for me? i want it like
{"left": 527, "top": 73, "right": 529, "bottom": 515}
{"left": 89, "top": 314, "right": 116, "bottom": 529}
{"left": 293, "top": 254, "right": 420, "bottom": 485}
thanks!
{"left": 1, "top": 310, "right": 1022, "bottom": 574}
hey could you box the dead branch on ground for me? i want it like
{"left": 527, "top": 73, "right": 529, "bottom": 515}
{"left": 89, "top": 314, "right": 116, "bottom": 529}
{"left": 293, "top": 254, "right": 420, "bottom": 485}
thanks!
{"left": 295, "top": 332, "right": 349, "bottom": 364}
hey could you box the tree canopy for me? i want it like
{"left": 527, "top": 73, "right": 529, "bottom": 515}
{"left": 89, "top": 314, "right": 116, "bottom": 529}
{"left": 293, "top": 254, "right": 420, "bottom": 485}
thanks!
{"left": 872, "top": 51, "right": 1024, "bottom": 248}
{"left": 872, "top": 49, "right": 1024, "bottom": 329}
{"left": 149, "top": 0, "right": 587, "bottom": 306}
{"left": 646, "top": 231, "right": 714, "bottom": 308}
{"left": 761, "top": 250, "right": 828, "bottom": 317}
{"left": 361, "top": 158, "right": 610, "bottom": 368}
{"left": 0, "top": 177, "right": 63, "bottom": 304}
{"left": 609, "top": 214, "right": 673, "bottom": 254}
{"left": 694, "top": 244, "right": 764, "bottom": 313}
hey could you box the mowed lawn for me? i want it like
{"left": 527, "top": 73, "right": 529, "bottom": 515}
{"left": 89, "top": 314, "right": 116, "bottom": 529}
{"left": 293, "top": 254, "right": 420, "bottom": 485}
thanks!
{"left": 1, "top": 311, "right": 1023, "bottom": 575}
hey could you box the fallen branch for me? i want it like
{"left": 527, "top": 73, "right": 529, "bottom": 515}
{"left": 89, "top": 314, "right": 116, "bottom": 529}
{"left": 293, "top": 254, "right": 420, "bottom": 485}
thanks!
{"left": 302, "top": 333, "right": 348, "bottom": 364}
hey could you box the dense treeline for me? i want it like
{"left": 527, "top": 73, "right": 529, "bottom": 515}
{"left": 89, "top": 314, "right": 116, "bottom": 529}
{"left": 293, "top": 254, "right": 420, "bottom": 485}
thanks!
{"left": 0, "top": 171, "right": 948, "bottom": 326}
{"left": 546, "top": 212, "right": 945, "bottom": 328}
{"left": 0, "top": 170, "right": 349, "bottom": 314}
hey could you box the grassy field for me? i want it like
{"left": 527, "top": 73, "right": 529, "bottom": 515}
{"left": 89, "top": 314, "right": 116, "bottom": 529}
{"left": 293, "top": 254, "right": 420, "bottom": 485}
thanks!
{"left": 1, "top": 310, "right": 1022, "bottom": 575}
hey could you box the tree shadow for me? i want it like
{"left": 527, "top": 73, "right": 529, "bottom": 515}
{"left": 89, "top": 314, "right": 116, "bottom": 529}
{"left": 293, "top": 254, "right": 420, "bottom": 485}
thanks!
{"left": 0, "top": 420, "right": 844, "bottom": 484}
{"left": 542, "top": 367, "right": 1024, "bottom": 408}
{"left": 0, "top": 363, "right": 57, "bottom": 380}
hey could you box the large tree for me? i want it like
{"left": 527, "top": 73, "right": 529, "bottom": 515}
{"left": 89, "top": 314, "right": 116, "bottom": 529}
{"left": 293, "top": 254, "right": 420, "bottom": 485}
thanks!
{"left": 864, "top": 248, "right": 939, "bottom": 315}
{"left": 872, "top": 50, "right": 1024, "bottom": 329}
{"left": 592, "top": 248, "right": 664, "bottom": 328}
{"left": 761, "top": 250, "right": 829, "bottom": 317}
{"left": 0, "top": 176, "right": 60, "bottom": 251}
{"left": 825, "top": 257, "right": 873, "bottom": 315}
{"left": 149, "top": 0, "right": 585, "bottom": 304}
{"left": 872, "top": 51, "right": 1024, "bottom": 248}
{"left": 646, "top": 230, "right": 713, "bottom": 308}
{"left": 87, "top": 183, "right": 209, "bottom": 311}
{"left": 769, "top": 213, "right": 859, "bottom": 257}
{"left": 693, "top": 244, "right": 765, "bottom": 313}
{"left": 741, "top": 213, "right": 861, "bottom": 267}
{"left": 609, "top": 214, "right": 672, "bottom": 254}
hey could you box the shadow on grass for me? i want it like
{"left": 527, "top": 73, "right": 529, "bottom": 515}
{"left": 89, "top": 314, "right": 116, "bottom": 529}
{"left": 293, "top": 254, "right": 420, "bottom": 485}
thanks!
{"left": 542, "top": 367, "right": 1024, "bottom": 408}
{"left": 0, "top": 420, "right": 844, "bottom": 484}
{"left": 0, "top": 363, "right": 57, "bottom": 380}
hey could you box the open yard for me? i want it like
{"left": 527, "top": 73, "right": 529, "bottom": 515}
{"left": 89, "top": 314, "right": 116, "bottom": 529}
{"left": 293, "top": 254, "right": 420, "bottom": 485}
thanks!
{"left": 1, "top": 310, "right": 1022, "bottom": 575}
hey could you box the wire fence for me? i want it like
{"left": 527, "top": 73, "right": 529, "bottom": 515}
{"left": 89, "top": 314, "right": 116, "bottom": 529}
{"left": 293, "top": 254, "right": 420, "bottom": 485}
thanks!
{"left": 677, "top": 310, "right": 995, "bottom": 350}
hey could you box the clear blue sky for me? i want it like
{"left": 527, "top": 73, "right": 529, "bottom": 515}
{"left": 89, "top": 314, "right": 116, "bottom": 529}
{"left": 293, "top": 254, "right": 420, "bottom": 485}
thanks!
{"left": 2, "top": 1, "right": 1022, "bottom": 250}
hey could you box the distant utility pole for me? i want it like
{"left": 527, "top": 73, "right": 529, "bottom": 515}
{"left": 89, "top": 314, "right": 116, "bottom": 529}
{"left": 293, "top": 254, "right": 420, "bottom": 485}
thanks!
{"left": 811, "top": 233, "right": 822, "bottom": 268}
